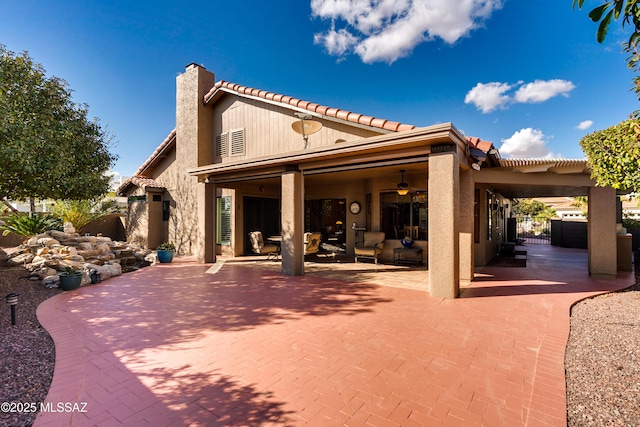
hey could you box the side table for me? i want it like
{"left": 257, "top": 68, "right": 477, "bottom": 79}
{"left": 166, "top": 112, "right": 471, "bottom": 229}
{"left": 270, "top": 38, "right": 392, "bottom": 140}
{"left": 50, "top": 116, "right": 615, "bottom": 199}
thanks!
{"left": 393, "top": 247, "right": 423, "bottom": 266}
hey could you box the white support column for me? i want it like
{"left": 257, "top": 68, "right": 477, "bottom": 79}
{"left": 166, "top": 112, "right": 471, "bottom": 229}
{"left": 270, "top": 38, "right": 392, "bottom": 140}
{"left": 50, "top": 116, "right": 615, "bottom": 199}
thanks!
{"left": 588, "top": 186, "right": 617, "bottom": 277}
{"left": 428, "top": 148, "right": 460, "bottom": 298}
{"left": 281, "top": 170, "right": 304, "bottom": 276}
{"left": 196, "top": 180, "right": 216, "bottom": 264}
{"left": 459, "top": 168, "right": 474, "bottom": 283}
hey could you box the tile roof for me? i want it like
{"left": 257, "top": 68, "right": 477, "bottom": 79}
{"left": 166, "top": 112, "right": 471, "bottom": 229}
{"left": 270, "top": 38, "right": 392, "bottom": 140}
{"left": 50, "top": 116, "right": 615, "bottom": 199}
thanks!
{"left": 132, "top": 129, "right": 177, "bottom": 178}
{"left": 467, "top": 136, "right": 494, "bottom": 152}
{"left": 127, "top": 81, "right": 419, "bottom": 185}
{"left": 204, "top": 80, "right": 417, "bottom": 133}
{"left": 116, "top": 176, "right": 166, "bottom": 196}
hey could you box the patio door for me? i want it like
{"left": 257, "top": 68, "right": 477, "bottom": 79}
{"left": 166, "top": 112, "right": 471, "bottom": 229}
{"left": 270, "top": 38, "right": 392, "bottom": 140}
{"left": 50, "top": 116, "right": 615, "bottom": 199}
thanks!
{"left": 243, "top": 196, "right": 281, "bottom": 254}
{"left": 304, "top": 199, "right": 347, "bottom": 251}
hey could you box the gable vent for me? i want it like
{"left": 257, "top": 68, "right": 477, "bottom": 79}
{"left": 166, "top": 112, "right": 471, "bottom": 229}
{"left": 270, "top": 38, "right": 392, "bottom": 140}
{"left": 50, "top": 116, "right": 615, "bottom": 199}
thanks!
{"left": 215, "top": 133, "right": 229, "bottom": 158}
{"left": 230, "top": 129, "right": 245, "bottom": 156}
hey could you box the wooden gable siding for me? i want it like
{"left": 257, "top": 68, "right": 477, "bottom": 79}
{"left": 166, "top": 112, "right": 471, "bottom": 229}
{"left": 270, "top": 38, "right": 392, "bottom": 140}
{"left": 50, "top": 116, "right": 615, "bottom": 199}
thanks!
{"left": 211, "top": 96, "right": 384, "bottom": 163}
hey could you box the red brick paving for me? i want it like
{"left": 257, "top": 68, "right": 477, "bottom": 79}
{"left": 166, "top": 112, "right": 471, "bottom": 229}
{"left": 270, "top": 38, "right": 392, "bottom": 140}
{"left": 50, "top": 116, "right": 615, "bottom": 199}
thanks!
{"left": 34, "top": 246, "right": 634, "bottom": 426}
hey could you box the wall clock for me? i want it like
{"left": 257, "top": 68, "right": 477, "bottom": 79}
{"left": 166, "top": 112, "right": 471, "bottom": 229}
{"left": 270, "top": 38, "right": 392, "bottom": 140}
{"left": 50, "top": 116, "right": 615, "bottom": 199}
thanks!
{"left": 349, "top": 201, "right": 361, "bottom": 214}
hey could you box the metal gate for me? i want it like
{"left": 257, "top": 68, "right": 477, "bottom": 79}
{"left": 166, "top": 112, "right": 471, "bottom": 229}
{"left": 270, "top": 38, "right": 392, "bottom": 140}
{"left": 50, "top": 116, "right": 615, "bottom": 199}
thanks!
{"left": 515, "top": 216, "right": 551, "bottom": 245}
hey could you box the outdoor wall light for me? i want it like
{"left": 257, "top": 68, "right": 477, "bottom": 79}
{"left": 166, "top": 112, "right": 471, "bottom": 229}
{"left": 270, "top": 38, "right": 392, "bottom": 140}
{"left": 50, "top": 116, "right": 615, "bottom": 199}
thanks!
{"left": 5, "top": 292, "right": 19, "bottom": 326}
{"left": 468, "top": 146, "right": 487, "bottom": 171}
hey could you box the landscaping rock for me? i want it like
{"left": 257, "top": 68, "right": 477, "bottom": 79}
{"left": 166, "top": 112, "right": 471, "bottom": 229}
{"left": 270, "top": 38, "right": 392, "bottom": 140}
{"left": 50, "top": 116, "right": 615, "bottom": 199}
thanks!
{"left": 4, "top": 230, "right": 152, "bottom": 287}
{"left": 7, "top": 252, "right": 34, "bottom": 266}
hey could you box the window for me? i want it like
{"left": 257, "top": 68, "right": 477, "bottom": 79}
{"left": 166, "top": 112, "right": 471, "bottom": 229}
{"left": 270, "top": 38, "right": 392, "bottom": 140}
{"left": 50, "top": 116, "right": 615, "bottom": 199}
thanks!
{"left": 487, "top": 190, "right": 493, "bottom": 241}
{"left": 380, "top": 192, "right": 428, "bottom": 240}
{"left": 217, "top": 196, "right": 232, "bottom": 245}
{"left": 474, "top": 189, "right": 480, "bottom": 243}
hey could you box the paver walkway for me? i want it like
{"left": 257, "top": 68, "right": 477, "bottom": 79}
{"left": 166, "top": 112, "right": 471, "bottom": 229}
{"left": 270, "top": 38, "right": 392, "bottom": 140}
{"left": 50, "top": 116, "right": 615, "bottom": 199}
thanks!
{"left": 34, "top": 245, "right": 633, "bottom": 426}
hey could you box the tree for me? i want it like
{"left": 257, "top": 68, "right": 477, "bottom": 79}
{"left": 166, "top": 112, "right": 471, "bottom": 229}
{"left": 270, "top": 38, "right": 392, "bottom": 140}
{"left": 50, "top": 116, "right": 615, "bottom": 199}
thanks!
{"left": 573, "top": 2, "right": 640, "bottom": 191}
{"left": 513, "top": 199, "right": 546, "bottom": 217}
{"left": 573, "top": 1, "right": 640, "bottom": 100}
{"left": 579, "top": 118, "right": 640, "bottom": 190}
{"left": 512, "top": 198, "right": 557, "bottom": 220}
{"left": 0, "top": 45, "right": 117, "bottom": 204}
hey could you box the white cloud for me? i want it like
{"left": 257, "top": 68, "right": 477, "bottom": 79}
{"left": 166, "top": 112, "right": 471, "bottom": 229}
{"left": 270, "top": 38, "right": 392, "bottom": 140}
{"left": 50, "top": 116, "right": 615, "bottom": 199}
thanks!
{"left": 464, "top": 82, "right": 513, "bottom": 113}
{"left": 313, "top": 25, "right": 358, "bottom": 57}
{"left": 498, "top": 128, "right": 559, "bottom": 158}
{"left": 576, "top": 120, "right": 593, "bottom": 130}
{"left": 513, "top": 79, "right": 575, "bottom": 103}
{"left": 311, "top": 0, "right": 504, "bottom": 63}
{"left": 465, "top": 79, "right": 576, "bottom": 113}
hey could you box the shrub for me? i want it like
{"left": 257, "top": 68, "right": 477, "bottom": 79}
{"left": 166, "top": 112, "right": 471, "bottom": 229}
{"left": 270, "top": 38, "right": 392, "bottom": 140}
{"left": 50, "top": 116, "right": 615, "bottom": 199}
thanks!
{"left": 157, "top": 242, "right": 175, "bottom": 251}
{"left": 623, "top": 217, "right": 640, "bottom": 229}
{"left": 50, "top": 198, "right": 118, "bottom": 232}
{"left": 0, "top": 212, "right": 63, "bottom": 238}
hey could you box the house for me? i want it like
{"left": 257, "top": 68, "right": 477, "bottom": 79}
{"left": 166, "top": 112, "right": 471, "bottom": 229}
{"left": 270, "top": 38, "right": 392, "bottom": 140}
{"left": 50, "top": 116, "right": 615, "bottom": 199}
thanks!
{"left": 118, "top": 63, "right": 621, "bottom": 299}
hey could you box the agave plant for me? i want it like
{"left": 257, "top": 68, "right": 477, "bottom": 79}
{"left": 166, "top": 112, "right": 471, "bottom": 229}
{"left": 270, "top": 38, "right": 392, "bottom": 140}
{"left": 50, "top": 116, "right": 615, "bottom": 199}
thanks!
{"left": 0, "top": 212, "right": 63, "bottom": 238}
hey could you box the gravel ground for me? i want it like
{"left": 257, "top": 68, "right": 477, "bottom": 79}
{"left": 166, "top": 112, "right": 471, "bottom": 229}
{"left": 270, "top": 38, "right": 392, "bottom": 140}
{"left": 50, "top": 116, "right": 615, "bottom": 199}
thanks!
{"left": 566, "top": 280, "right": 640, "bottom": 427}
{"left": 0, "top": 255, "right": 639, "bottom": 426}
{"left": 0, "top": 266, "right": 60, "bottom": 427}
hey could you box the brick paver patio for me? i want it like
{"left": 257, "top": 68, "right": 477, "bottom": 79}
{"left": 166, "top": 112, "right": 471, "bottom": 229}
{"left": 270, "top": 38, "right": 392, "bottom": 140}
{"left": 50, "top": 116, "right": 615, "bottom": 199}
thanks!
{"left": 34, "top": 245, "right": 634, "bottom": 426}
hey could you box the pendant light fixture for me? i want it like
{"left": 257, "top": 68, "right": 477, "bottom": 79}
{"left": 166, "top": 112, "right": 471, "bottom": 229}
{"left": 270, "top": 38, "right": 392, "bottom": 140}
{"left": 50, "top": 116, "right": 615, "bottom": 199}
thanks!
{"left": 396, "top": 170, "right": 410, "bottom": 195}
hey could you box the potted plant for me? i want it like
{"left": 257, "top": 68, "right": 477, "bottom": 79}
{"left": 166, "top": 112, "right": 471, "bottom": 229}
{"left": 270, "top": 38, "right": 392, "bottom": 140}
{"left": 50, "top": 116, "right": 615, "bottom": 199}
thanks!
{"left": 156, "top": 242, "right": 175, "bottom": 263}
{"left": 59, "top": 266, "right": 82, "bottom": 291}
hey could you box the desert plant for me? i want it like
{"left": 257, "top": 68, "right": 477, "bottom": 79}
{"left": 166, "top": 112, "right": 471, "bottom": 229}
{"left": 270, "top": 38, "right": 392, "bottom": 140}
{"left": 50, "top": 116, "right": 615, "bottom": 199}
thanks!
{"left": 63, "top": 266, "right": 79, "bottom": 275}
{"left": 157, "top": 242, "right": 175, "bottom": 251}
{"left": 0, "top": 212, "right": 63, "bottom": 238}
{"left": 50, "top": 198, "right": 119, "bottom": 233}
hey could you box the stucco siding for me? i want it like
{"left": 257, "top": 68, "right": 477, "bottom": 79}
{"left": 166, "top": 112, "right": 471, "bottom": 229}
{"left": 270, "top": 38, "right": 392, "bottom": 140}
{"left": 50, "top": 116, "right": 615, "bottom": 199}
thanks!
{"left": 211, "top": 97, "right": 383, "bottom": 162}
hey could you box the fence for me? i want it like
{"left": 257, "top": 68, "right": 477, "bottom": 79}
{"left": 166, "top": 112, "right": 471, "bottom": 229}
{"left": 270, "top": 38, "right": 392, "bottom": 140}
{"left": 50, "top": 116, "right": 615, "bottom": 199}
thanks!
{"left": 515, "top": 216, "right": 552, "bottom": 245}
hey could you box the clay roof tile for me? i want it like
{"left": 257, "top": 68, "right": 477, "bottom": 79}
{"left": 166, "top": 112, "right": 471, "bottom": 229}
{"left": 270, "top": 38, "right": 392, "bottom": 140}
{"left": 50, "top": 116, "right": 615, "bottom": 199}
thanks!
{"left": 315, "top": 105, "right": 329, "bottom": 115}
{"left": 370, "top": 118, "right": 387, "bottom": 128}
{"left": 384, "top": 121, "right": 402, "bottom": 132}
{"left": 205, "top": 78, "right": 415, "bottom": 132}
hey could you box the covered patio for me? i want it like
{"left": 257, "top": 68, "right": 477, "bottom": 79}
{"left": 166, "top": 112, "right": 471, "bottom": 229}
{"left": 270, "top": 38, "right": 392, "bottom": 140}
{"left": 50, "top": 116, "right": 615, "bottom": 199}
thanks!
{"left": 35, "top": 244, "right": 634, "bottom": 426}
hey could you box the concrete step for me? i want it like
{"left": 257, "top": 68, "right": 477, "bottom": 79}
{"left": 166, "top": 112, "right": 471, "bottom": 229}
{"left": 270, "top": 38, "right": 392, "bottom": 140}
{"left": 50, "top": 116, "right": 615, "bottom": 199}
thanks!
{"left": 514, "top": 254, "right": 527, "bottom": 267}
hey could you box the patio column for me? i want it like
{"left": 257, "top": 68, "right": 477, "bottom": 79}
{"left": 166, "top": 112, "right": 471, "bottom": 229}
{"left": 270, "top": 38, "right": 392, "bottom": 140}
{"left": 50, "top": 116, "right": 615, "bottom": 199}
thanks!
{"left": 588, "top": 186, "right": 617, "bottom": 277}
{"left": 196, "top": 180, "right": 216, "bottom": 264}
{"left": 459, "top": 168, "right": 474, "bottom": 283}
{"left": 428, "top": 147, "right": 460, "bottom": 299}
{"left": 281, "top": 170, "right": 304, "bottom": 276}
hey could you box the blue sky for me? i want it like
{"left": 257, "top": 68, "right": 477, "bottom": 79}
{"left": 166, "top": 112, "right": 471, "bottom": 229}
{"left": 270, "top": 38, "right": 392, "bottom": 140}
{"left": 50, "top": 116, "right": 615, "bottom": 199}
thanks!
{"left": 2, "top": 0, "right": 638, "bottom": 180}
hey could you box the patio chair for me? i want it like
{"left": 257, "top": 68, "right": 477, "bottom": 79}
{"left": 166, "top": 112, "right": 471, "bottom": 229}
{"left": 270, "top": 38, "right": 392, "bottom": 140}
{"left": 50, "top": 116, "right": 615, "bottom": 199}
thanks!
{"left": 248, "top": 231, "right": 279, "bottom": 260}
{"left": 304, "top": 232, "right": 322, "bottom": 257}
{"left": 354, "top": 231, "right": 385, "bottom": 264}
